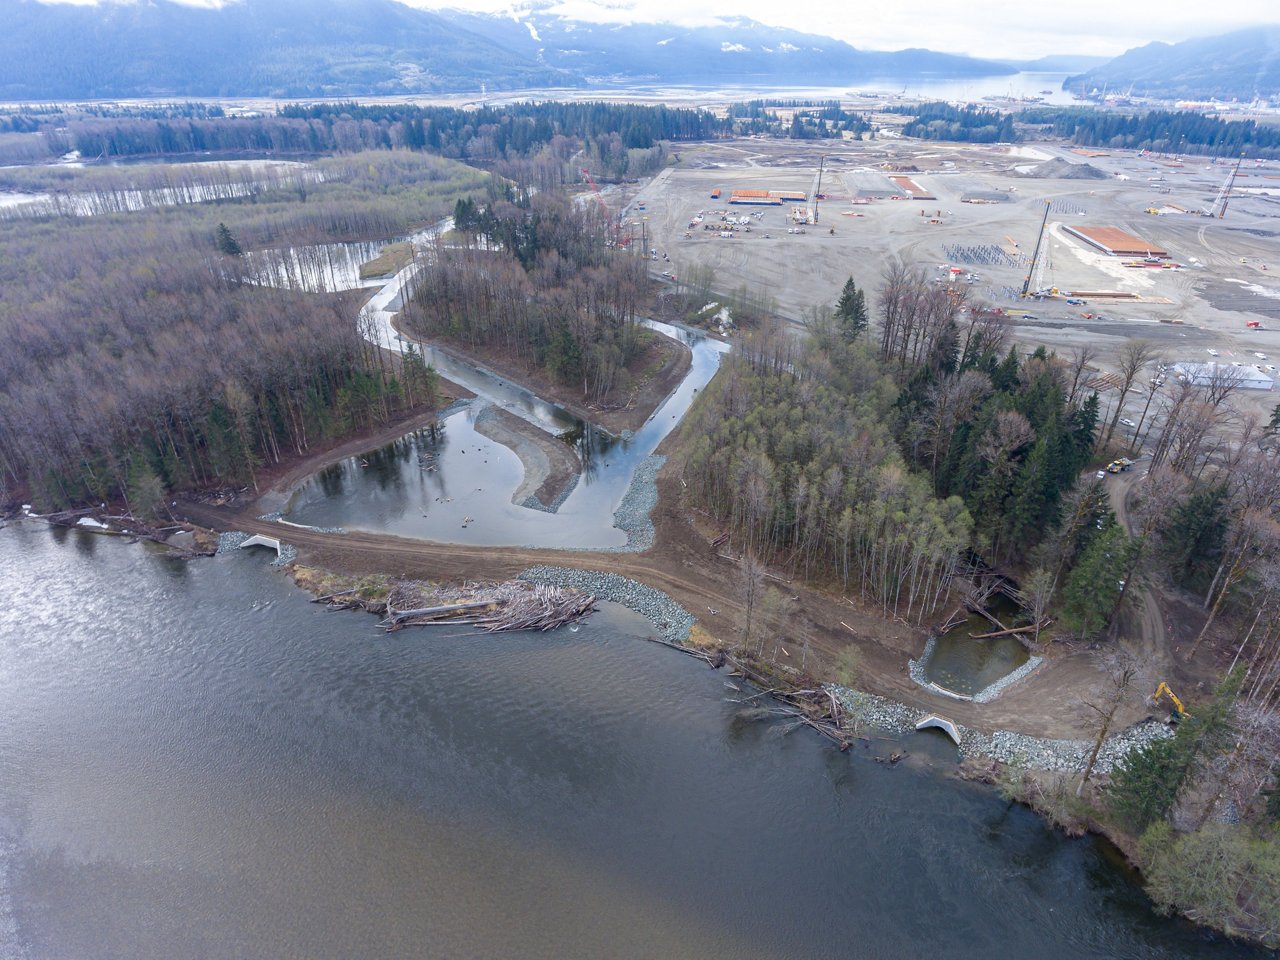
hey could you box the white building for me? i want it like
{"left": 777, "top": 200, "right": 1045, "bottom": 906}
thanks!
{"left": 1172, "top": 362, "right": 1275, "bottom": 391}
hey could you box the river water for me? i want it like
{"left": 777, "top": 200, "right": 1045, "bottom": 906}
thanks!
{"left": 285, "top": 319, "right": 729, "bottom": 548}
{"left": 0, "top": 524, "right": 1266, "bottom": 959}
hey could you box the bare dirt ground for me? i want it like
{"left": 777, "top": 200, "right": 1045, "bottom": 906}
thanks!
{"left": 636, "top": 137, "right": 1280, "bottom": 431}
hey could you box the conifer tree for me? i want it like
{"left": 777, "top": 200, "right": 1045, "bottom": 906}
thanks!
{"left": 834, "top": 277, "right": 868, "bottom": 342}
{"left": 214, "top": 222, "right": 242, "bottom": 257}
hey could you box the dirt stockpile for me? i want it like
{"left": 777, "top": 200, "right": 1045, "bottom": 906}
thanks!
{"left": 1020, "top": 158, "right": 1110, "bottom": 180}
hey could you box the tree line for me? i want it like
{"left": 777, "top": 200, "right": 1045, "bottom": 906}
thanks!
{"left": 402, "top": 187, "right": 647, "bottom": 404}
{"left": 682, "top": 323, "right": 972, "bottom": 621}
{"left": 0, "top": 151, "right": 482, "bottom": 514}
{"left": 1015, "top": 107, "right": 1280, "bottom": 159}
{"left": 886, "top": 102, "right": 1017, "bottom": 143}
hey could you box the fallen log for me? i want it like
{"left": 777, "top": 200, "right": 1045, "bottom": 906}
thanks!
{"left": 387, "top": 600, "right": 494, "bottom": 623}
{"left": 969, "top": 624, "right": 1034, "bottom": 639}
{"left": 963, "top": 599, "right": 1007, "bottom": 631}
{"left": 969, "top": 617, "right": 1051, "bottom": 640}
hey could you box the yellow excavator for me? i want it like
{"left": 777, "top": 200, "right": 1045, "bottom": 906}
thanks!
{"left": 1152, "top": 682, "right": 1190, "bottom": 723}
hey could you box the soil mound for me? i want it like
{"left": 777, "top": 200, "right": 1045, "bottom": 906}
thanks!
{"left": 1021, "top": 158, "right": 1110, "bottom": 180}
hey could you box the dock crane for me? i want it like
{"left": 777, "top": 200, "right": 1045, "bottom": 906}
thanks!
{"left": 1020, "top": 200, "right": 1052, "bottom": 298}
{"left": 1209, "top": 154, "right": 1244, "bottom": 219}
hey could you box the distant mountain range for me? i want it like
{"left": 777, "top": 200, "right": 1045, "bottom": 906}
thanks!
{"left": 0, "top": 0, "right": 566, "bottom": 99}
{"left": 1064, "top": 27, "right": 1280, "bottom": 101}
{"left": 6, "top": 0, "right": 1271, "bottom": 104}
{"left": 0, "top": 0, "right": 1017, "bottom": 100}
{"left": 433, "top": 6, "right": 1016, "bottom": 86}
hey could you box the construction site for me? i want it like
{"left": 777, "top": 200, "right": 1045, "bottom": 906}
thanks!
{"left": 615, "top": 136, "right": 1280, "bottom": 430}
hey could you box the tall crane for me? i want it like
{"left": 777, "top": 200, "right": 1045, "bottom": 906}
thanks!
{"left": 1210, "top": 154, "right": 1245, "bottom": 219}
{"left": 1021, "top": 200, "right": 1052, "bottom": 298}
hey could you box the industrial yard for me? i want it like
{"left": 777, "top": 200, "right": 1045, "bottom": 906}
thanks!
{"left": 624, "top": 135, "right": 1280, "bottom": 426}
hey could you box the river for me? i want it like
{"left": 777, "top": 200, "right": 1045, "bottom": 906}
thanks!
{"left": 0, "top": 524, "right": 1265, "bottom": 959}
{"left": 284, "top": 319, "right": 728, "bottom": 548}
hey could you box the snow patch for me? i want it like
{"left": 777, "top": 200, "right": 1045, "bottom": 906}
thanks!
{"left": 777, "top": 41, "right": 799, "bottom": 53}
{"left": 77, "top": 517, "right": 109, "bottom": 529}
{"left": 656, "top": 36, "right": 674, "bottom": 45}
{"left": 1224, "top": 278, "right": 1280, "bottom": 297}
{"left": 720, "top": 42, "right": 749, "bottom": 53}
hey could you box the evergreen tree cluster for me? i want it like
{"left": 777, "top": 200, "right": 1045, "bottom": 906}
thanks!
{"left": 888, "top": 102, "right": 1016, "bottom": 143}
{"left": 406, "top": 188, "right": 647, "bottom": 403}
{"left": 1014, "top": 107, "right": 1280, "bottom": 159}
{"left": 683, "top": 328, "right": 972, "bottom": 620}
{"left": 896, "top": 340, "right": 1099, "bottom": 562}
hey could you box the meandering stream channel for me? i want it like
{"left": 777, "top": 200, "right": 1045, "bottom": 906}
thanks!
{"left": 282, "top": 230, "right": 730, "bottom": 548}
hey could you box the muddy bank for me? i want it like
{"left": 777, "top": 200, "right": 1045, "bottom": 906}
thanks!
{"left": 472, "top": 404, "right": 581, "bottom": 512}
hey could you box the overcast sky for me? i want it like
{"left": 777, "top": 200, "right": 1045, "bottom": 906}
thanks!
{"left": 395, "top": 0, "right": 1279, "bottom": 59}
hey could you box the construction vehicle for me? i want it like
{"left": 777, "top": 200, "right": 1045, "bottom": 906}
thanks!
{"left": 1208, "top": 155, "right": 1244, "bottom": 219}
{"left": 1151, "top": 682, "right": 1190, "bottom": 723}
{"left": 1020, "top": 200, "right": 1052, "bottom": 299}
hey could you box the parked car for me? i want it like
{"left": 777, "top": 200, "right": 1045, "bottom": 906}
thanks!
{"left": 1066, "top": 297, "right": 1087, "bottom": 305}
{"left": 1207, "top": 348, "right": 1220, "bottom": 357}
{"left": 1096, "top": 470, "right": 1107, "bottom": 479}
{"left": 1119, "top": 417, "right": 1136, "bottom": 427}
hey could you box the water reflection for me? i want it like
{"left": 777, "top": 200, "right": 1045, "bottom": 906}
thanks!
{"left": 286, "top": 320, "right": 728, "bottom": 548}
{"left": 0, "top": 528, "right": 1266, "bottom": 960}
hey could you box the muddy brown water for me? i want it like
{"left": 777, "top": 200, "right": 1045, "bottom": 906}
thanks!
{"left": 0, "top": 524, "right": 1267, "bottom": 959}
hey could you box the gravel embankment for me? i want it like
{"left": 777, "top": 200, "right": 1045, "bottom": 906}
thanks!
{"left": 518, "top": 564, "right": 694, "bottom": 643}
{"left": 521, "top": 474, "right": 579, "bottom": 514}
{"left": 959, "top": 720, "right": 1172, "bottom": 775}
{"left": 908, "top": 635, "right": 1045, "bottom": 703}
{"left": 216, "top": 530, "right": 297, "bottom": 566}
{"left": 437, "top": 397, "right": 473, "bottom": 419}
{"left": 972, "top": 656, "right": 1044, "bottom": 703}
{"left": 830, "top": 680, "right": 1171, "bottom": 774}
{"left": 589, "top": 454, "right": 664, "bottom": 553}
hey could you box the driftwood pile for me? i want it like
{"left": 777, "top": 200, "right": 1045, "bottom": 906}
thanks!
{"left": 383, "top": 579, "right": 596, "bottom": 634}
{"left": 721, "top": 652, "right": 860, "bottom": 750}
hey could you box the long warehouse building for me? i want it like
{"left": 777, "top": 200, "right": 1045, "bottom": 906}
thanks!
{"left": 1064, "top": 225, "right": 1170, "bottom": 258}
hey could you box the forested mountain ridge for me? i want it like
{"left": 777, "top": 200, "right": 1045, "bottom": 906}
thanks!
{"left": 0, "top": 0, "right": 1014, "bottom": 100}
{"left": 1064, "top": 27, "right": 1280, "bottom": 101}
